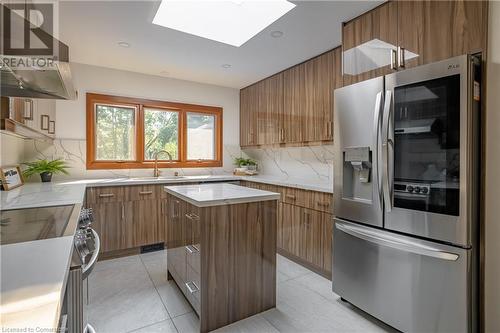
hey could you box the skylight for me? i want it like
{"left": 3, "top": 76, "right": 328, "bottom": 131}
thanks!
{"left": 152, "top": 0, "right": 296, "bottom": 47}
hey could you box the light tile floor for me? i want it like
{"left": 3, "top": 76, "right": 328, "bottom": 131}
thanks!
{"left": 88, "top": 250, "right": 396, "bottom": 333}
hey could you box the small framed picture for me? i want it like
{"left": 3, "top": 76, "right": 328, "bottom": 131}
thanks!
{"left": 48, "top": 120, "right": 55, "bottom": 134}
{"left": 0, "top": 165, "right": 24, "bottom": 191}
{"left": 41, "top": 115, "right": 49, "bottom": 130}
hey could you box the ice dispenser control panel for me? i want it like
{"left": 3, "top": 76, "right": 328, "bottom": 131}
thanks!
{"left": 344, "top": 147, "right": 371, "bottom": 183}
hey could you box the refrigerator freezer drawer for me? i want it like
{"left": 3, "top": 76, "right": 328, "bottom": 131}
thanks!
{"left": 332, "top": 219, "right": 474, "bottom": 333}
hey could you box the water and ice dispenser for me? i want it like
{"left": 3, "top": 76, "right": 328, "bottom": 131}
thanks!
{"left": 342, "top": 147, "right": 372, "bottom": 202}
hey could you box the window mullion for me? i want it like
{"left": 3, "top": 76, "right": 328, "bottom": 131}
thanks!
{"left": 137, "top": 104, "right": 145, "bottom": 163}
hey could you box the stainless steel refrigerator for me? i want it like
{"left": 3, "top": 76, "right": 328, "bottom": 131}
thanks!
{"left": 332, "top": 54, "right": 481, "bottom": 333}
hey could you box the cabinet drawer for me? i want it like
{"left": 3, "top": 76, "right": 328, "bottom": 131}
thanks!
{"left": 86, "top": 186, "right": 123, "bottom": 204}
{"left": 168, "top": 246, "right": 186, "bottom": 283}
{"left": 186, "top": 263, "right": 201, "bottom": 305}
{"left": 312, "top": 191, "right": 333, "bottom": 214}
{"left": 282, "top": 187, "right": 310, "bottom": 207}
{"left": 186, "top": 244, "right": 200, "bottom": 274}
{"left": 124, "top": 184, "right": 158, "bottom": 201}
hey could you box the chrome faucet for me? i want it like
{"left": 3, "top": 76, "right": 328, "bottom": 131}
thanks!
{"left": 153, "top": 150, "right": 173, "bottom": 177}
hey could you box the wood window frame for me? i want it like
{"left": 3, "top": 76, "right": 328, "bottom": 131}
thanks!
{"left": 86, "top": 93, "right": 223, "bottom": 170}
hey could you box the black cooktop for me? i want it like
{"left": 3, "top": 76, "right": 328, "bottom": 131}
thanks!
{"left": 0, "top": 205, "right": 75, "bottom": 245}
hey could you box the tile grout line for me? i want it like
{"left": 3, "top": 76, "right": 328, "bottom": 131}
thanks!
{"left": 138, "top": 253, "right": 176, "bottom": 324}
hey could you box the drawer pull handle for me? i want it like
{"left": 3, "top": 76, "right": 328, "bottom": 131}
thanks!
{"left": 185, "top": 245, "right": 199, "bottom": 254}
{"left": 185, "top": 281, "right": 200, "bottom": 294}
{"left": 99, "top": 193, "right": 115, "bottom": 198}
{"left": 185, "top": 213, "right": 200, "bottom": 220}
{"left": 139, "top": 191, "right": 153, "bottom": 195}
{"left": 317, "top": 202, "right": 330, "bottom": 207}
{"left": 285, "top": 194, "right": 296, "bottom": 200}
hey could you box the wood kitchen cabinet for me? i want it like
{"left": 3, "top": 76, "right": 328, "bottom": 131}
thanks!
{"left": 342, "top": 0, "right": 488, "bottom": 85}
{"left": 241, "top": 180, "right": 333, "bottom": 278}
{"left": 87, "top": 201, "right": 129, "bottom": 252}
{"left": 239, "top": 83, "right": 259, "bottom": 147}
{"left": 86, "top": 184, "right": 166, "bottom": 255}
{"left": 165, "top": 191, "right": 277, "bottom": 332}
{"left": 240, "top": 47, "right": 341, "bottom": 148}
{"left": 397, "top": 1, "right": 488, "bottom": 70}
{"left": 342, "top": 1, "right": 399, "bottom": 86}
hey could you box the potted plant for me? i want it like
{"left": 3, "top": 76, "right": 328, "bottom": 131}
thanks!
{"left": 22, "top": 158, "right": 70, "bottom": 182}
{"left": 233, "top": 157, "right": 258, "bottom": 175}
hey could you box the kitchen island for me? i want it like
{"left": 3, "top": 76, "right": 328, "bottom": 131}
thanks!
{"left": 164, "top": 183, "right": 280, "bottom": 333}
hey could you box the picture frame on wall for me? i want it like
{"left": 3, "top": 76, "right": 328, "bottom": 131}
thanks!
{"left": 41, "top": 115, "right": 49, "bottom": 130}
{"left": 0, "top": 165, "right": 24, "bottom": 191}
{"left": 48, "top": 120, "right": 55, "bottom": 134}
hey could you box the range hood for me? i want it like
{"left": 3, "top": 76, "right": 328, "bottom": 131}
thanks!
{"left": 0, "top": 5, "right": 76, "bottom": 100}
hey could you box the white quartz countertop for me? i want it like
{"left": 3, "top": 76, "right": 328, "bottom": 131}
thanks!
{"left": 0, "top": 183, "right": 84, "bottom": 331}
{"left": 0, "top": 236, "right": 75, "bottom": 331}
{"left": 56, "top": 174, "right": 333, "bottom": 193}
{"left": 0, "top": 182, "right": 86, "bottom": 210}
{"left": 164, "top": 183, "right": 280, "bottom": 207}
{"left": 241, "top": 175, "right": 333, "bottom": 193}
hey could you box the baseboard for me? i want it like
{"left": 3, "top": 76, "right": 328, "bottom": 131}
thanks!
{"left": 277, "top": 248, "right": 332, "bottom": 280}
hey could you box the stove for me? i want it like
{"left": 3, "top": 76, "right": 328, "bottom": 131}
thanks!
{"left": 0, "top": 205, "right": 78, "bottom": 245}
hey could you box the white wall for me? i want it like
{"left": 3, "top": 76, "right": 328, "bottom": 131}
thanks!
{"left": 24, "top": 62, "right": 241, "bottom": 179}
{"left": 485, "top": 1, "right": 500, "bottom": 331}
{"left": 0, "top": 133, "right": 26, "bottom": 166}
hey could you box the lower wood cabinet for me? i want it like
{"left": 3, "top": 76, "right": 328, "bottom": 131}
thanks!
{"left": 86, "top": 185, "right": 166, "bottom": 254}
{"left": 87, "top": 201, "right": 130, "bottom": 253}
{"left": 241, "top": 180, "right": 334, "bottom": 278}
{"left": 165, "top": 193, "right": 277, "bottom": 333}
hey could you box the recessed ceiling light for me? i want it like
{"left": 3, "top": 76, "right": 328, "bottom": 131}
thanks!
{"left": 118, "top": 41, "right": 130, "bottom": 48}
{"left": 152, "top": 0, "right": 296, "bottom": 47}
{"left": 271, "top": 31, "right": 284, "bottom": 38}
{"left": 222, "top": 64, "right": 231, "bottom": 69}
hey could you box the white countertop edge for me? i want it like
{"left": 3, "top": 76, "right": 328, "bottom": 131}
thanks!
{"left": 163, "top": 186, "right": 280, "bottom": 208}
{"left": 57, "top": 175, "right": 333, "bottom": 194}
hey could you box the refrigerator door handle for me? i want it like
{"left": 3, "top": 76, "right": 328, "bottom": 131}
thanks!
{"left": 381, "top": 90, "right": 393, "bottom": 212}
{"left": 336, "top": 222, "right": 459, "bottom": 261}
{"left": 372, "top": 91, "right": 384, "bottom": 210}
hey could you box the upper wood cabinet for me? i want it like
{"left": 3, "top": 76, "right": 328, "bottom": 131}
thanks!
{"left": 240, "top": 83, "right": 259, "bottom": 147}
{"left": 397, "top": 1, "right": 488, "bottom": 70}
{"left": 240, "top": 47, "right": 342, "bottom": 148}
{"left": 342, "top": 1, "right": 399, "bottom": 86}
{"left": 342, "top": 0, "right": 488, "bottom": 85}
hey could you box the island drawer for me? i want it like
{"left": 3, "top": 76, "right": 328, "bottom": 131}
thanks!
{"left": 186, "top": 244, "right": 200, "bottom": 274}
{"left": 186, "top": 263, "right": 201, "bottom": 306}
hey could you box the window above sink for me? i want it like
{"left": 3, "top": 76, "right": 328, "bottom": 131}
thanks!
{"left": 86, "top": 93, "right": 223, "bottom": 170}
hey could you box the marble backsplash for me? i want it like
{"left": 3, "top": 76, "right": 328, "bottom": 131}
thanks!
{"left": 20, "top": 139, "right": 334, "bottom": 185}
{"left": 22, "top": 139, "right": 243, "bottom": 181}
{"left": 243, "top": 145, "right": 334, "bottom": 183}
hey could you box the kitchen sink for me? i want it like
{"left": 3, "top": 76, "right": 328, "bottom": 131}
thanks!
{"left": 127, "top": 176, "right": 187, "bottom": 181}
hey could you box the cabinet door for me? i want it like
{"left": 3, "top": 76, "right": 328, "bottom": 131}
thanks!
{"left": 342, "top": 1, "right": 398, "bottom": 86}
{"left": 281, "top": 203, "right": 301, "bottom": 256}
{"left": 132, "top": 199, "right": 160, "bottom": 247}
{"left": 240, "top": 84, "right": 259, "bottom": 147}
{"left": 166, "top": 196, "right": 187, "bottom": 282}
{"left": 257, "top": 73, "right": 283, "bottom": 145}
{"left": 87, "top": 202, "right": 126, "bottom": 253}
{"left": 277, "top": 202, "right": 283, "bottom": 249}
{"left": 322, "top": 213, "right": 333, "bottom": 276}
{"left": 283, "top": 63, "right": 305, "bottom": 143}
{"left": 299, "top": 208, "right": 323, "bottom": 268}
{"left": 398, "top": 0, "right": 488, "bottom": 70}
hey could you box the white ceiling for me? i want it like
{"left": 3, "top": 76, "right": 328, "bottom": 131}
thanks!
{"left": 59, "top": 1, "right": 383, "bottom": 89}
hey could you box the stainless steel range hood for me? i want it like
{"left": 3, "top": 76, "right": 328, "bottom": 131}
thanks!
{"left": 0, "top": 4, "right": 76, "bottom": 100}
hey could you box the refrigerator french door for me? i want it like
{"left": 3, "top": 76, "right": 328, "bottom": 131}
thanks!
{"left": 333, "top": 55, "right": 480, "bottom": 333}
